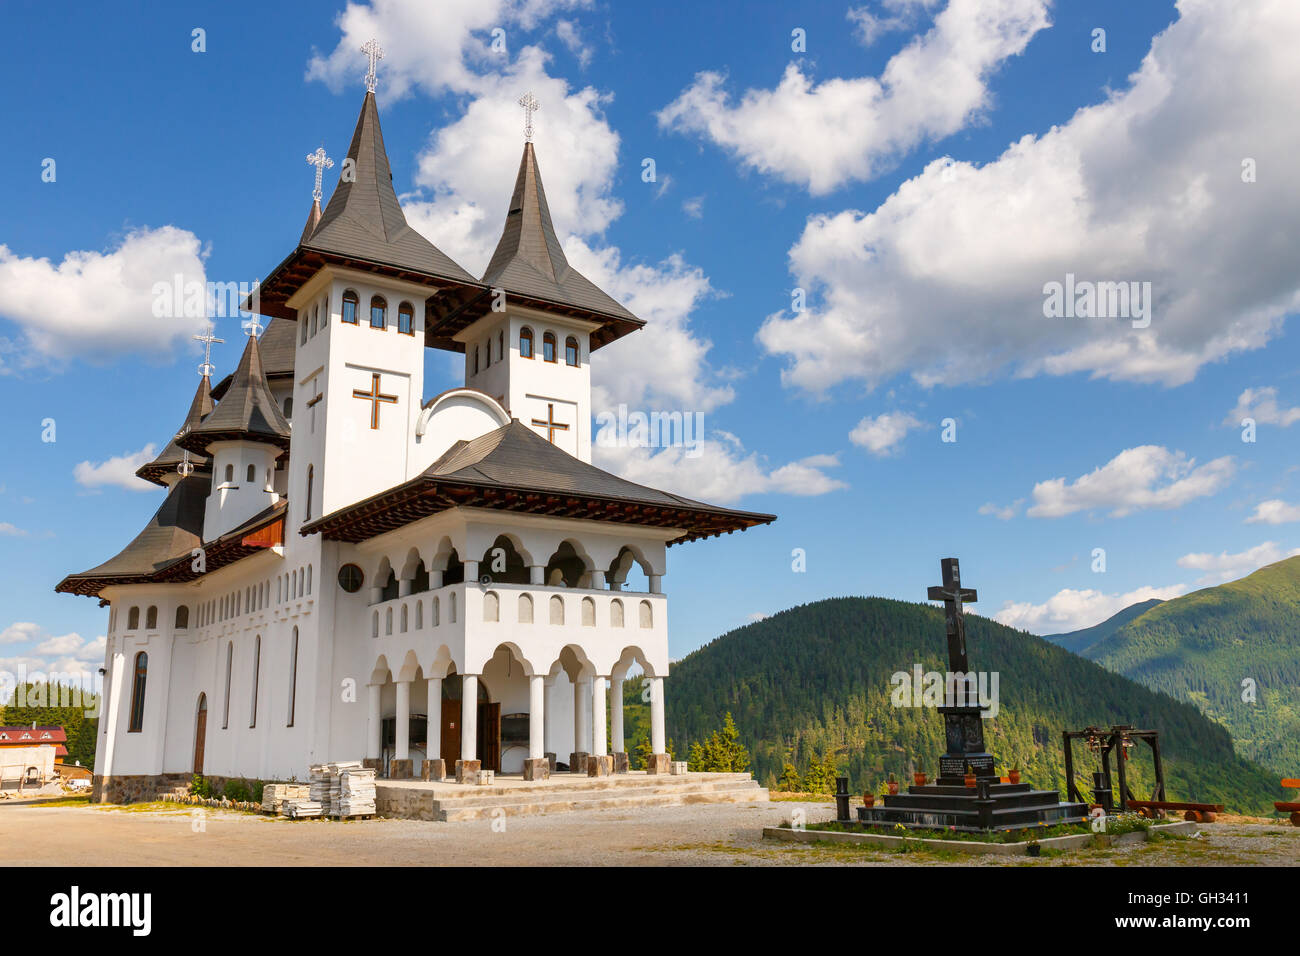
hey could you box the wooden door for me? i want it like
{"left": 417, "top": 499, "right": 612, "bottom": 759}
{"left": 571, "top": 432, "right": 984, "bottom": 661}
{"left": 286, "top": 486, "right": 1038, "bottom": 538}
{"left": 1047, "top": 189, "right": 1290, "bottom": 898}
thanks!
{"left": 193, "top": 694, "right": 207, "bottom": 775}
{"left": 479, "top": 702, "right": 501, "bottom": 772}
{"left": 441, "top": 698, "right": 460, "bottom": 766}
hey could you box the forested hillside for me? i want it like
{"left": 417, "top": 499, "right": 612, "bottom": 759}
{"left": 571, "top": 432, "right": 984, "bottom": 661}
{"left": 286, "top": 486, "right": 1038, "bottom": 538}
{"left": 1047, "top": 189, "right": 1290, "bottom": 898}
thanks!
{"left": 664, "top": 597, "right": 1278, "bottom": 813}
{"left": 1043, "top": 598, "right": 1163, "bottom": 655}
{"left": 1082, "top": 556, "right": 1300, "bottom": 775}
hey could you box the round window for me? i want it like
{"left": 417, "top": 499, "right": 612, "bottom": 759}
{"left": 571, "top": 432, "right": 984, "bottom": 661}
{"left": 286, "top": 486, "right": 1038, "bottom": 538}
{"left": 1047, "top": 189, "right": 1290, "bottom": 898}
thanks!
{"left": 337, "top": 563, "right": 364, "bottom": 593}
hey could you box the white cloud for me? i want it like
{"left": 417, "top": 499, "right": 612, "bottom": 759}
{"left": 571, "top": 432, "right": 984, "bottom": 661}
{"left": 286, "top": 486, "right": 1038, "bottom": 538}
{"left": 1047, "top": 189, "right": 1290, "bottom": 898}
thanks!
{"left": 1, "top": 622, "right": 44, "bottom": 645}
{"left": 994, "top": 583, "right": 1186, "bottom": 635}
{"left": 0, "top": 522, "right": 28, "bottom": 537}
{"left": 1246, "top": 499, "right": 1300, "bottom": 525}
{"left": 681, "top": 196, "right": 705, "bottom": 220}
{"left": 1026, "top": 446, "right": 1235, "bottom": 519}
{"left": 0, "top": 227, "right": 210, "bottom": 367}
{"left": 1225, "top": 386, "right": 1300, "bottom": 428}
{"left": 978, "top": 500, "right": 1022, "bottom": 520}
{"left": 847, "top": 0, "right": 942, "bottom": 47}
{"left": 593, "top": 434, "right": 846, "bottom": 506}
{"left": 0, "top": 623, "right": 106, "bottom": 679}
{"left": 1177, "top": 541, "right": 1300, "bottom": 586}
{"left": 73, "top": 445, "right": 157, "bottom": 493}
{"left": 659, "top": 0, "right": 1050, "bottom": 194}
{"left": 747, "top": 612, "right": 770, "bottom": 623}
{"left": 759, "top": 2, "right": 1300, "bottom": 394}
{"left": 554, "top": 19, "right": 593, "bottom": 69}
{"left": 849, "top": 411, "right": 925, "bottom": 456}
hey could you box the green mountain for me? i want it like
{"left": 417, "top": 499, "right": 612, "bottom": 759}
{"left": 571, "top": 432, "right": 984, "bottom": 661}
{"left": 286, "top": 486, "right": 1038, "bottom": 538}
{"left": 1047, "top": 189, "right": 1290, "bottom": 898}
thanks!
{"left": 1079, "top": 556, "right": 1300, "bottom": 776}
{"left": 663, "top": 596, "right": 1278, "bottom": 814}
{"left": 1043, "top": 598, "right": 1164, "bottom": 655}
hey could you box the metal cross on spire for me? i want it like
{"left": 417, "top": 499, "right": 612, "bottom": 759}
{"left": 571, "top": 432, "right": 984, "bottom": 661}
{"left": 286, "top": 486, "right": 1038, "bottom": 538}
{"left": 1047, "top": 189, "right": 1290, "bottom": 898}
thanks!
{"left": 518, "top": 91, "right": 540, "bottom": 142}
{"left": 241, "top": 315, "right": 264, "bottom": 338}
{"left": 306, "top": 146, "right": 334, "bottom": 202}
{"left": 193, "top": 327, "right": 224, "bottom": 379}
{"left": 361, "top": 38, "right": 384, "bottom": 93}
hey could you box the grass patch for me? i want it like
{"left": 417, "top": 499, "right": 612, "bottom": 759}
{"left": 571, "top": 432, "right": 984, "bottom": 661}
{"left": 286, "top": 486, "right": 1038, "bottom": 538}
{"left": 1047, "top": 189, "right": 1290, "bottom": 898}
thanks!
{"left": 25, "top": 796, "right": 92, "bottom": 807}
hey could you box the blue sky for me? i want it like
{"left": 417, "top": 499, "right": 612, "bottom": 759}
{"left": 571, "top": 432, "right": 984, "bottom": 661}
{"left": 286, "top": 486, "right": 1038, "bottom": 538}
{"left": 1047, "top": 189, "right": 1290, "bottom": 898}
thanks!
{"left": 2, "top": 0, "right": 1299, "bottom": 674}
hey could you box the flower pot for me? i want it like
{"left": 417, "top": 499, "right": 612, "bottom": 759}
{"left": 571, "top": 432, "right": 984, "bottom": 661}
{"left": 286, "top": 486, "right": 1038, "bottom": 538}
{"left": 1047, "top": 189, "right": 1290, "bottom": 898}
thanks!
{"left": 863, "top": 793, "right": 875, "bottom": 808}
{"left": 888, "top": 781, "right": 900, "bottom": 795}
{"left": 964, "top": 773, "right": 977, "bottom": 788}
{"left": 913, "top": 772, "right": 928, "bottom": 786}
{"left": 1009, "top": 770, "right": 1021, "bottom": 785}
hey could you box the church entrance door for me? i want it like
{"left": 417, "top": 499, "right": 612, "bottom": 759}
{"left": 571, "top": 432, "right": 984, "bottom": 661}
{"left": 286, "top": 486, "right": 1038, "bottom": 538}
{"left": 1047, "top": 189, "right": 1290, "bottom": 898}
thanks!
{"left": 438, "top": 697, "right": 502, "bottom": 772}
{"left": 193, "top": 693, "right": 207, "bottom": 775}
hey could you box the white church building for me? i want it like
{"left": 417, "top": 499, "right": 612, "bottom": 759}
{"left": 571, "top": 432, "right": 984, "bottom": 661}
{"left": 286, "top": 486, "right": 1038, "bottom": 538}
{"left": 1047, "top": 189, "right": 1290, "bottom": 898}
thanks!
{"left": 58, "top": 61, "right": 774, "bottom": 802}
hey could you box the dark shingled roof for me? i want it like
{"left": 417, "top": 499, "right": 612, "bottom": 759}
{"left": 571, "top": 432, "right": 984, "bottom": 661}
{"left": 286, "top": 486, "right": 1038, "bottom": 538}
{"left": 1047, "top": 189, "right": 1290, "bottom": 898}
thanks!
{"left": 136, "top": 375, "right": 215, "bottom": 486}
{"left": 303, "top": 420, "right": 776, "bottom": 544}
{"left": 212, "top": 317, "right": 296, "bottom": 401}
{"left": 300, "top": 197, "right": 322, "bottom": 245}
{"left": 305, "top": 92, "right": 476, "bottom": 284}
{"left": 178, "top": 333, "right": 291, "bottom": 453}
{"left": 55, "top": 476, "right": 208, "bottom": 592}
{"left": 480, "top": 142, "right": 641, "bottom": 326}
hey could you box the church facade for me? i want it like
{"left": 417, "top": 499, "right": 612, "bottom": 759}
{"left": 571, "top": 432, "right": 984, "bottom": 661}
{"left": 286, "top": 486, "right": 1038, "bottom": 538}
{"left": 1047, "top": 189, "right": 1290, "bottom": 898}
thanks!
{"left": 57, "top": 66, "right": 774, "bottom": 801}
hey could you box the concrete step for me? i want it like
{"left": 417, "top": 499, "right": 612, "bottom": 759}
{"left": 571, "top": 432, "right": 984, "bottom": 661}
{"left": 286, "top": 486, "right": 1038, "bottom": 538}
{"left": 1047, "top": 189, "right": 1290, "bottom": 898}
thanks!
{"left": 436, "top": 784, "right": 769, "bottom": 822}
{"left": 427, "top": 777, "right": 759, "bottom": 811}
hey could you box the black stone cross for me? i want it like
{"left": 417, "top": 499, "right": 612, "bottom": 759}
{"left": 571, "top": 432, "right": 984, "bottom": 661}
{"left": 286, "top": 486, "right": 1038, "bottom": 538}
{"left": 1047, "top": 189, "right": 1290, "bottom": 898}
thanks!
{"left": 927, "top": 557, "right": 977, "bottom": 674}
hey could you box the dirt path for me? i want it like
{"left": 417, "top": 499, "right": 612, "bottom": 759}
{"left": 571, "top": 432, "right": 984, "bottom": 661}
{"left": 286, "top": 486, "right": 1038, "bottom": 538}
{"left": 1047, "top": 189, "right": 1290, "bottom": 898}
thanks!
{"left": 0, "top": 800, "right": 1294, "bottom": 866}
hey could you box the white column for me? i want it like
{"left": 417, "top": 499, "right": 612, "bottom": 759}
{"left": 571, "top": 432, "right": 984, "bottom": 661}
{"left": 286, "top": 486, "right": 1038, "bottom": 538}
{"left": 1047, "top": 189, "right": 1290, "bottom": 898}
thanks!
{"left": 463, "top": 559, "right": 479, "bottom": 582}
{"left": 529, "top": 565, "right": 545, "bottom": 585}
{"left": 394, "top": 679, "right": 410, "bottom": 760}
{"left": 650, "top": 676, "right": 665, "bottom": 754}
{"left": 427, "top": 676, "right": 442, "bottom": 761}
{"left": 366, "top": 683, "right": 382, "bottom": 760}
{"left": 368, "top": 585, "right": 383, "bottom": 604}
{"left": 429, "top": 569, "right": 444, "bottom": 589}
{"left": 591, "top": 677, "right": 608, "bottom": 756}
{"left": 529, "top": 675, "right": 545, "bottom": 760}
{"left": 398, "top": 578, "right": 412, "bottom": 597}
{"left": 610, "top": 677, "right": 625, "bottom": 754}
{"left": 590, "top": 570, "right": 607, "bottom": 589}
{"left": 574, "top": 677, "right": 591, "bottom": 754}
{"left": 461, "top": 675, "right": 478, "bottom": 762}
{"left": 648, "top": 574, "right": 663, "bottom": 594}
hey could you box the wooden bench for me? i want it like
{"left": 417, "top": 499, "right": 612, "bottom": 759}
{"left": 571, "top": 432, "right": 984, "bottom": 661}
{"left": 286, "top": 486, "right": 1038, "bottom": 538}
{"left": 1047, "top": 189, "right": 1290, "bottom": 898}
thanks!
{"left": 1275, "top": 778, "right": 1300, "bottom": 827}
{"left": 1127, "top": 799, "right": 1225, "bottom": 823}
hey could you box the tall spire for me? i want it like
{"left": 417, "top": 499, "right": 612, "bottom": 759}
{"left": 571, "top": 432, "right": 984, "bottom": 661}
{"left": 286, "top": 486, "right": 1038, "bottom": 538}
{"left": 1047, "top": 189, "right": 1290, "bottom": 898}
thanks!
{"left": 136, "top": 373, "right": 216, "bottom": 487}
{"left": 481, "top": 139, "right": 638, "bottom": 324}
{"left": 177, "top": 333, "right": 291, "bottom": 454}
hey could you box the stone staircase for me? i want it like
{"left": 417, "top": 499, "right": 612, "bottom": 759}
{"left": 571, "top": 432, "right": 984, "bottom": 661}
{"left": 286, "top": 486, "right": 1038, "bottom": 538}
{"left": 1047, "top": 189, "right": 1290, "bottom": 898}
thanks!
{"left": 375, "top": 772, "right": 769, "bottom": 822}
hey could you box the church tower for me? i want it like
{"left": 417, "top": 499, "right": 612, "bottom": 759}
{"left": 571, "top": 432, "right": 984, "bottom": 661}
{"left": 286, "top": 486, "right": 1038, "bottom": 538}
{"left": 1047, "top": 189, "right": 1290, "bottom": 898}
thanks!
{"left": 464, "top": 113, "right": 644, "bottom": 463}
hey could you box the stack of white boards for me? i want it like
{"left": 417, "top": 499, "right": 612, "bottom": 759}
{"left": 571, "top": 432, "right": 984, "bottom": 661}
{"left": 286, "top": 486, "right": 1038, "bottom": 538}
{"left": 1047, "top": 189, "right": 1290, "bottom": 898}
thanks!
{"left": 308, "top": 765, "right": 333, "bottom": 817}
{"left": 263, "top": 783, "right": 310, "bottom": 814}
{"left": 285, "top": 800, "right": 323, "bottom": 819}
{"left": 336, "top": 768, "right": 377, "bottom": 818}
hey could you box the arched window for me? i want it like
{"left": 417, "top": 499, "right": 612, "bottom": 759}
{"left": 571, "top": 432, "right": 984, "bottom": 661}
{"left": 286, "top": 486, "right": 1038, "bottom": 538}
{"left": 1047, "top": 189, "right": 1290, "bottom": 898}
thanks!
{"left": 246, "top": 464, "right": 256, "bottom": 483}
{"left": 542, "top": 331, "right": 557, "bottom": 362}
{"left": 400, "top": 604, "right": 408, "bottom": 633}
{"left": 222, "top": 643, "right": 233, "bottom": 728}
{"left": 639, "top": 600, "right": 653, "bottom": 629}
{"left": 175, "top": 605, "right": 189, "bottom": 629}
{"left": 498, "top": 330, "right": 504, "bottom": 363}
{"left": 342, "top": 289, "right": 359, "bottom": 324}
{"left": 371, "top": 610, "right": 379, "bottom": 639}
{"left": 415, "top": 600, "right": 423, "bottom": 629}
{"left": 370, "top": 295, "right": 387, "bottom": 330}
{"left": 249, "top": 635, "right": 261, "bottom": 728}
{"left": 566, "top": 336, "right": 579, "bottom": 367}
{"left": 301, "top": 316, "right": 309, "bottom": 345}
{"left": 127, "top": 606, "right": 140, "bottom": 629}
{"left": 473, "top": 346, "right": 480, "bottom": 375}
{"left": 450, "top": 592, "right": 457, "bottom": 623}
{"left": 311, "top": 304, "right": 319, "bottom": 336}
{"left": 519, "top": 327, "right": 534, "bottom": 359}
{"left": 145, "top": 606, "right": 158, "bottom": 629}
{"left": 128, "top": 652, "right": 148, "bottom": 732}
{"left": 305, "top": 565, "right": 312, "bottom": 595}
{"left": 611, "top": 598, "right": 625, "bottom": 628}
{"left": 265, "top": 468, "right": 272, "bottom": 488}
{"left": 398, "top": 301, "right": 414, "bottom": 335}
{"left": 283, "top": 397, "right": 293, "bottom": 419}
{"left": 305, "top": 465, "right": 314, "bottom": 522}
{"left": 581, "top": 596, "right": 595, "bottom": 626}
{"left": 224, "top": 464, "right": 235, "bottom": 484}
{"left": 485, "top": 338, "right": 491, "bottom": 365}
{"left": 431, "top": 596, "right": 440, "bottom": 626}
{"left": 385, "top": 608, "right": 393, "bottom": 635}
{"left": 518, "top": 593, "right": 533, "bottom": 624}
{"left": 484, "top": 591, "right": 499, "bottom": 622}
{"left": 549, "top": 595, "right": 564, "bottom": 625}
{"left": 287, "top": 627, "right": 298, "bottom": 727}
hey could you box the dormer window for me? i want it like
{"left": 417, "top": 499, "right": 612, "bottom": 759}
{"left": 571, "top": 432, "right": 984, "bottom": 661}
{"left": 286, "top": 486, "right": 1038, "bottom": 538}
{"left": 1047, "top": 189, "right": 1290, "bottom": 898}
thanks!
{"left": 543, "top": 331, "right": 557, "bottom": 363}
{"left": 370, "top": 296, "right": 387, "bottom": 330}
{"left": 519, "top": 327, "right": 534, "bottom": 358}
{"left": 566, "top": 336, "right": 579, "bottom": 367}
{"left": 342, "top": 290, "right": 359, "bottom": 324}
{"left": 398, "top": 302, "right": 414, "bottom": 335}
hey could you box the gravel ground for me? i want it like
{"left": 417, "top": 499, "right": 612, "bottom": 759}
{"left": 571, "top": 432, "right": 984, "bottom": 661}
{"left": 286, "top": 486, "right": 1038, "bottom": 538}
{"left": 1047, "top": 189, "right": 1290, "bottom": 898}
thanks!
{"left": 0, "top": 800, "right": 1295, "bottom": 866}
